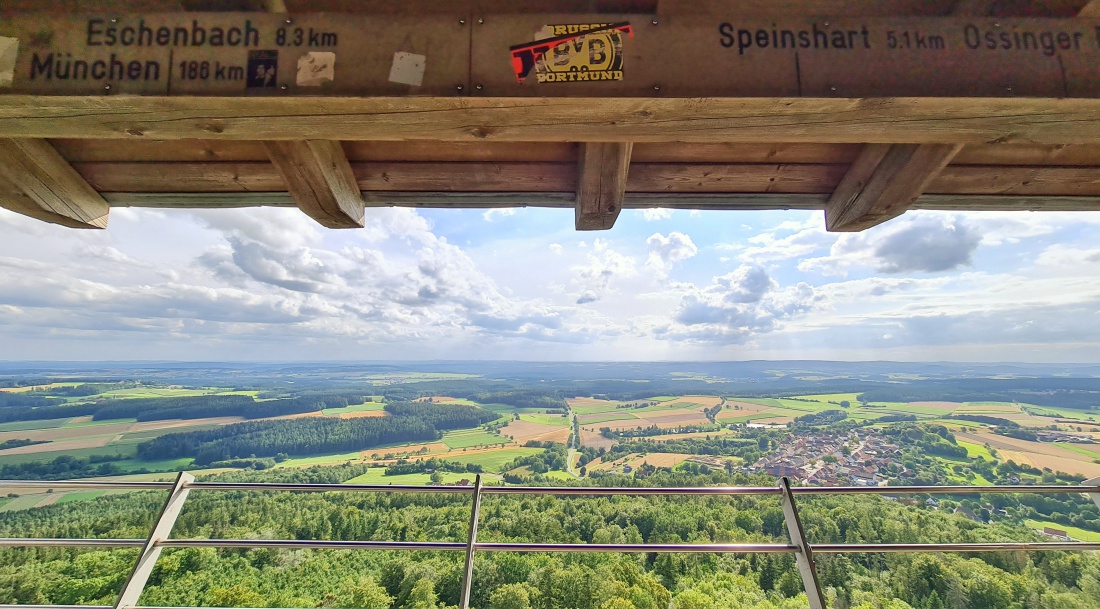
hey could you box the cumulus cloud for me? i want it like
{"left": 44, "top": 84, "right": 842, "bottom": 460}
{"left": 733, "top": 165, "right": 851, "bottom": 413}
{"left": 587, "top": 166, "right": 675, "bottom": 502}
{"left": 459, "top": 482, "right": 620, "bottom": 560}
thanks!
{"left": 800, "top": 214, "right": 979, "bottom": 276}
{"left": 645, "top": 232, "right": 697, "bottom": 278}
{"left": 653, "top": 265, "right": 817, "bottom": 344}
{"left": 640, "top": 208, "right": 673, "bottom": 221}
{"left": 576, "top": 291, "right": 599, "bottom": 305}
{"left": 483, "top": 208, "right": 517, "bottom": 222}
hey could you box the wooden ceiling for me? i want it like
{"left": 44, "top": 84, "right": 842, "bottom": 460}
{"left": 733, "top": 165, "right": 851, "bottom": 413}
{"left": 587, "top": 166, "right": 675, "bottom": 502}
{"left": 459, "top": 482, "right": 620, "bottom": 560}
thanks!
{"left": 1, "top": 0, "right": 1099, "bottom": 231}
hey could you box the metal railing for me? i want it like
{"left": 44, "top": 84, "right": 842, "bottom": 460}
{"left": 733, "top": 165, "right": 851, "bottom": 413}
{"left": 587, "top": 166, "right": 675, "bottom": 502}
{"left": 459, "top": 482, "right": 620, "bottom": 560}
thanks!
{"left": 1, "top": 475, "right": 1098, "bottom": 609}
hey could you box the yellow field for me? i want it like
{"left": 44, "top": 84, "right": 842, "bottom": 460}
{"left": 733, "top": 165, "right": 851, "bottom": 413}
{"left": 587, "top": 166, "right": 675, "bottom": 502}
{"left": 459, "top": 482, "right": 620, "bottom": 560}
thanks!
{"left": 500, "top": 419, "right": 570, "bottom": 444}
{"left": 955, "top": 430, "right": 1100, "bottom": 477}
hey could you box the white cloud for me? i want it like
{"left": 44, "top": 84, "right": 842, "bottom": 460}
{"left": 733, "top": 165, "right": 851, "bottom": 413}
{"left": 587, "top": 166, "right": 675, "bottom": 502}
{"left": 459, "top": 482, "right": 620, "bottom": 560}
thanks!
{"left": 482, "top": 208, "right": 517, "bottom": 222}
{"left": 645, "top": 232, "right": 698, "bottom": 278}
{"left": 640, "top": 208, "right": 673, "bottom": 221}
{"left": 549, "top": 243, "right": 564, "bottom": 255}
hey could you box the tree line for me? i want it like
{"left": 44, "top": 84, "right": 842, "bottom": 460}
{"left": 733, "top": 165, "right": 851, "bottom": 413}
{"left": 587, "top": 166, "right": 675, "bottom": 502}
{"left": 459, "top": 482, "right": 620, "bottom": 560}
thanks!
{"left": 1, "top": 465, "right": 1099, "bottom": 609}
{"left": 136, "top": 402, "right": 498, "bottom": 465}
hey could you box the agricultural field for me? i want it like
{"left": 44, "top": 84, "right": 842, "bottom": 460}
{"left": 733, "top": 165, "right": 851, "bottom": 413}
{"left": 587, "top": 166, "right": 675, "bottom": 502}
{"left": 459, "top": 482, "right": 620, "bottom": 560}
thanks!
{"left": 441, "top": 428, "right": 509, "bottom": 450}
{"left": 955, "top": 429, "right": 1100, "bottom": 478}
{"left": 499, "top": 419, "right": 570, "bottom": 444}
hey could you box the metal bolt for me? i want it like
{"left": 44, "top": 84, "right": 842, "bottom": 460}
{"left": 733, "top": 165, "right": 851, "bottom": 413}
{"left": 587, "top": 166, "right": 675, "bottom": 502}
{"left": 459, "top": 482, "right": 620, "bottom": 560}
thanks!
{"left": 994, "top": 23, "right": 1001, "bottom": 28}
{"left": 285, "top": 18, "right": 292, "bottom": 25}
{"left": 280, "top": 84, "right": 288, "bottom": 90}
{"left": 459, "top": 18, "right": 466, "bottom": 25}
{"left": 653, "top": 84, "right": 661, "bottom": 91}
{"left": 651, "top": 19, "right": 658, "bottom": 25}
{"left": 478, "top": 17, "right": 484, "bottom": 24}
{"left": 103, "top": 84, "right": 111, "bottom": 92}
{"left": 830, "top": 86, "right": 837, "bottom": 92}
{"left": 456, "top": 84, "right": 464, "bottom": 92}
{"left": 110, "top": 18, "right": 118, "bottom": 23}
{"left": 824, "top": 21, "right": 830, "bottom": 26}
{"left": 1006, "top": 85, "right": 1013, "bottom": 92}
{"left": 475, "top": 84, "right": 483, "bottom": 91}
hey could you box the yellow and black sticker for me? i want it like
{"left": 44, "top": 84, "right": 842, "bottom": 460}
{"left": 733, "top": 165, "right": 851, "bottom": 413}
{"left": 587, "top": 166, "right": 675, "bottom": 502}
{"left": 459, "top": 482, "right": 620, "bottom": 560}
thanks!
{"left": 509, "top": 22, "right": 632, "bottom": 84}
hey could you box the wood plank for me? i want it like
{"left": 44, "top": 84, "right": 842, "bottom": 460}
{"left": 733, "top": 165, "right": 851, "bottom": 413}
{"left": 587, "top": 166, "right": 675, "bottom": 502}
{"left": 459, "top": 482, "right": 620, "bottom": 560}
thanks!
{"left": 50, "top": 139, "right": 269, "bottom": 162}
{"left": 263, "top": 140, "right": 364, "bottom": 228}
{"left": 930, "top": 166, "right": 1100, "bottom": 195}
{"left": 628, "top": 163, "right": 847, "bottom": 193}
{"left": 98, "top": 191, "right": 1100, "bottom": 213}
{"left": 52, "top": 140, "right": 858, "bottom": 164}
{"left": 954, "top": 144, "right": 1100, "bottom": 166}
{"left": 826, "top": 143, "right": 962, "bottom": 231}
{"left": 631, "top": 143, "right": 860, "bottom": 164}
{"left": 576, "top": 142, "right": 632, "bottom": 230}
{"left": 0, "top": 138, "right": 109, "bottom": 228}
{"left": 72, "top": 161, "right": 1100, "bottom": 196}
{"left": 342, "top": 142, "right": 577, "bottom": 163}
{"left": 5, "top": 97, "right": 1100, "bottom": 145}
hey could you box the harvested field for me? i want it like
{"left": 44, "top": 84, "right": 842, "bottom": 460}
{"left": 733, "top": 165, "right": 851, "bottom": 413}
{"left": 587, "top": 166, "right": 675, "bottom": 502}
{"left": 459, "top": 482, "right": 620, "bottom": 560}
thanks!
{"left": 362, "top": 442, "right": 449, "bottom": 459}
{"left": 640, "top": 410, "right": 710, "bottom": 427}
{"left": 663, "top": 395, "right": 723, "bottom": 408}
{"left": 34, "top": 493, "right": 65, "bottom": 508}
{"left": 130, "top": 417, "right": 242, "bottom": 431}
{"left": 337, "top": 410, "right": 387, "bottom": 419}
{"left": 956, "top": 430, "right": 1100, "bottom": 477}
{"left": 723, "top": 401, "right": 777, "bottom": 415}
{"left": 0, "top": 421, "right": 133, "bottom": 443}
{"left": 644, "top": 430, "right": 735, "bottom": 442}
{"left": 501, "top": 419, "right": 570, "bottom": 444}
{"left": 0, "top": 435, "right": 113, "bottom": 455}
{"left": 911, "top": 402, "right": 961, "bottom": 411}
{"left": 577, "top": 412, "right": 637, "bottom": 424}
{"left": 750, "top": 417, "right": 795, "bottom": 426}
{"left": 627, "top": 453, "right": 695, "bottom": 468}
{"left": 579, "top": 428, "right": 615, "bottom": 450}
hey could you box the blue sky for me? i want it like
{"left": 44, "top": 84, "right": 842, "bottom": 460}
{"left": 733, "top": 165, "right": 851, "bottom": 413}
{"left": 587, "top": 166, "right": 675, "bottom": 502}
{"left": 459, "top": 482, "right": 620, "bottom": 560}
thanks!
{"left": 1, "top": 204, "right": 1099, "bottom": 362}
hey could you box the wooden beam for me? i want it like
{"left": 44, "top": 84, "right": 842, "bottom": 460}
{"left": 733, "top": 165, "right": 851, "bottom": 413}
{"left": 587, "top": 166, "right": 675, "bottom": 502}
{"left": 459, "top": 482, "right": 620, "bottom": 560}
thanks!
{"left": 576, "top": 142, "right": 632, "bottom": 230}
{"left": 4, "top": 97, "right": 1100, "bottom": 145}
{"left": 98, "top": 191, "right": 1100, "bottom": 213}
{"left": 0, "top": 138, "right": 108, "bottom": 229}
{"left": 69, "top": 161, "right": 1100, "bottom": 197}
{"left": 263, "top": 140, "right": 364, "bottom": 228}
{"left": 1078, "top": 1, "right": 1100, "bottom": 17}
{"left": 825, "top": 143, "right": 962, "bottom": 231}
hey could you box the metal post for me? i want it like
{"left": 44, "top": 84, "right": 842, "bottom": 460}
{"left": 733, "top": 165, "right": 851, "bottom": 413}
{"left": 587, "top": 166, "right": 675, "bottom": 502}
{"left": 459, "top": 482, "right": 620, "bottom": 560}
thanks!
{"left": 459, "top": 474, "right": 484, "bottom": 609}
{"left": 1088, "top": 476, "right": 1100, "bottom": 509}
{"left": 779, "top": 477, "right": 826, "bottom": 609}
{"left": 114, "top": 472, "right": 194, "bottom": 609}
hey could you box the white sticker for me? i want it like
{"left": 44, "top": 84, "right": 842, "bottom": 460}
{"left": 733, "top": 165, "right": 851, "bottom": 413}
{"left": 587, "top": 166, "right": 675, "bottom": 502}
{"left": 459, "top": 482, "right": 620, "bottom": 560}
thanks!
{"left": 388, "top": 51, "right": 426, "bottom": 87}
{"left": 296, "top": 51, "right": 335, "bottom": 87}
{"left": 0, "top": 37, "right": 18, "bottom": 88}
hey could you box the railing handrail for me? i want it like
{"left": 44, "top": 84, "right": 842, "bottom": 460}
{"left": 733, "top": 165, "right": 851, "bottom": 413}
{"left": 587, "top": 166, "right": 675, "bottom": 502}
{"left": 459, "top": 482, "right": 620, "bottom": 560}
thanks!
{"left": 0, "top": 475, "right": 1097, "bottom": 609}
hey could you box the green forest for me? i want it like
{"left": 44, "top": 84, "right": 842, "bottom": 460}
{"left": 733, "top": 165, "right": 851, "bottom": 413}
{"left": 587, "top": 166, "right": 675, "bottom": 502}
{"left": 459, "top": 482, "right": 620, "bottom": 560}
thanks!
{"left": 2, "top": 465, "right": 1099, "bottom": 609}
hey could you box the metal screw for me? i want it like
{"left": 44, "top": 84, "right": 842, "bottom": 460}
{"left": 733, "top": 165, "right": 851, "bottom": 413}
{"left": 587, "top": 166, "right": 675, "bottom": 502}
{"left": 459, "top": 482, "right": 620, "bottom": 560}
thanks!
{"left": 475, "top": 84, "right": 483, "bottom": 91}
{"left": 830, "top": 86, "right": 837, "bottom": 92}
{"left": 478, "top": 17, "right": 484, "bottom": 24}
{"left": 456, "top": 84, "right": 464, "bottom": 92}
{"left": 653, "top": 84, "right": 661, "bottom": 91}
{"left": 651, "top": 19, "right": 658, "bottom": 25}
{"left": 280, "top": 84, "right": 288, "bottom": 90}
{"left": 459, "top": 18, "right": 466, "bottom": 25}
{"left": 110, "top": 18, "right": 118, "bottom": 23}
{"left": 994, "top": 22, "right": 1001, "bottom": 28}
{"left": 285, "top": 18, "right": 292, "bottom": 25}
{"left": 103, "top": 84, "right": 111, "bottom": 92}
{"left": 824, "top": 21, "right": 830, "bottom": 26}
{"left": 1006, "top": 85, "right": 1013, "bottom": 92}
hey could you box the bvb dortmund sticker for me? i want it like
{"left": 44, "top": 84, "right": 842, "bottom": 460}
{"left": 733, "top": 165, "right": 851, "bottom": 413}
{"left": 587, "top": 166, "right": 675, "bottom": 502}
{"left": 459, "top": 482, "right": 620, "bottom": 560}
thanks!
{"left": 509, "top": 22, "right": 632, "bottom": 84}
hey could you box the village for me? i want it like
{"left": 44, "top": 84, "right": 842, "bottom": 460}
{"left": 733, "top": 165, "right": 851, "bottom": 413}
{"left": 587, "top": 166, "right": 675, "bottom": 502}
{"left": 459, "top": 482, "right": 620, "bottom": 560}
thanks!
{"left": 750, "top": 430, "right": 904, "bottom": 487}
